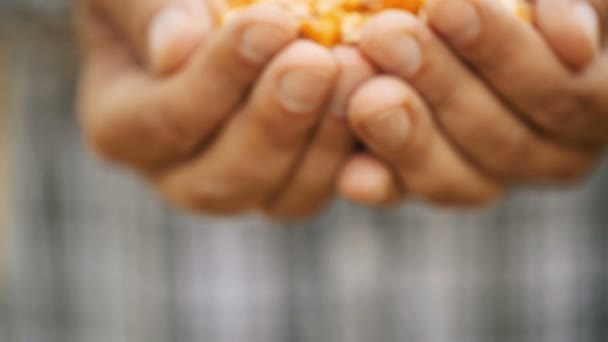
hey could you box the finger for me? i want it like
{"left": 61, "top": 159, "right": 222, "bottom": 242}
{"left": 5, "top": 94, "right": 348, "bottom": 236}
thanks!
{"left": 79, "top": 3, "right": 175, "bottom": 167}
{"left": 157, "top": 5, "right": 298, "bottom": 156}
{"left": 536, "top": 0, "right": 602, "bottom": 68}
{"left": 80, "top": 6, "right": 297, "bottom": 169}
{"left": 536, "top": 0, "right": 608, "bottom": 144}
{"left": 349, "top": 76, "right": 502, "bottom": 207}
{"left": 424, "top": 0, "right": 607, "bottom": 144}
{"left": 87, "top": 0, "right": 212, "bottom": 74}
{"left": 360, "top": 11, "right": 595, "bottom": 183}
{"left": 338, "top": 154, "right": 404, "bottom": 207}
{"left": 157, "top": 41, "right": 337, "bottom": 214}
{"left": 264, "top": 47, "right": 374, "bottom": 220}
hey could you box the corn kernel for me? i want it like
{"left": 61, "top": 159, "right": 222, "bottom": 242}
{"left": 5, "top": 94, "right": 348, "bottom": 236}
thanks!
{"left": 301, "top": 14, "right": 342, "bottom": 46}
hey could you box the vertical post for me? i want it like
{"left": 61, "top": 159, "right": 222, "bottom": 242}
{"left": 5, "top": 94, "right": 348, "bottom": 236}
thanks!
{"left": 0, "top": 34, "right": 9, "bottom": 288}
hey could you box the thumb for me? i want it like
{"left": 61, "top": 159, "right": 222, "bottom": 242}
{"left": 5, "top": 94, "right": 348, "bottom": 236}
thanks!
{"left": 536, "top": 0, "right": 602, "bottom": 69}
{"left": 90, "top": 0, "right": 214, "bottom": 74}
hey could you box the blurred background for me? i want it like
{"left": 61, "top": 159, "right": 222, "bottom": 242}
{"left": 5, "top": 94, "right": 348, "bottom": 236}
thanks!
{"left": 2, "top": 1, "right": 608, "bottom": 342}
{"left": 1, "top": 26, "right": 9, "bottom": 342}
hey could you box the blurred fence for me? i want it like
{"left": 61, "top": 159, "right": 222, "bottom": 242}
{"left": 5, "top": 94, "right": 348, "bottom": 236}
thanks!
{"left": 2, "top": 2, "right": 608, "bottom": 342}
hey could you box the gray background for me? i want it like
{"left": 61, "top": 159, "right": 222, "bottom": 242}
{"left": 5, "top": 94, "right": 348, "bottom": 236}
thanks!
{"left": 2, "top": 1, "right": 608, "bottom": 341}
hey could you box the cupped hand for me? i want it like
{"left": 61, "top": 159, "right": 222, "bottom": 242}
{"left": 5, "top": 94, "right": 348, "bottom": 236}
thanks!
{"left": 78, "top": 0, "right": 376, "bottom": 219}
{"left": 340, "top": 0, "right": 607, "bottom": 207}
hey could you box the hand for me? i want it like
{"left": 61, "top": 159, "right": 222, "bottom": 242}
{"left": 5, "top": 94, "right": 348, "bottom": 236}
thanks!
{"left": 77, "top": 0, "right": 374, "bottom": 219}
{"left": 340, "top": 0, "right": 606, "bottom": 207}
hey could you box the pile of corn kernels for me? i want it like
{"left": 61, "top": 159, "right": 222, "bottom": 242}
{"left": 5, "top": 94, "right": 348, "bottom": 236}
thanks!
{"left": 216, "top": 0, "right": 530, "bottom": 46}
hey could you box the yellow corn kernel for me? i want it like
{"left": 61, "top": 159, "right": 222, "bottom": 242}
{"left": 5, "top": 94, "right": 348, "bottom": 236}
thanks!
{"left": 301, "top": 14, "right": 342, "bottom": 46}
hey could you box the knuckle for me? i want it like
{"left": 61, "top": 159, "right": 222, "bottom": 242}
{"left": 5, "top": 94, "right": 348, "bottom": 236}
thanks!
{"left": 151, "top": 106, "right": 199, "bottom": 156}
{"left": 534, "top": 90, "right": 608, "bottom": 145}
{"left": 535, "top": 93, "right": 589, "bottom": 137}
{"left": 480, "top": 130, "right": 532, "bottom": 178}
{"left": 475, "top": 38, "right": 516, "bottom": 69}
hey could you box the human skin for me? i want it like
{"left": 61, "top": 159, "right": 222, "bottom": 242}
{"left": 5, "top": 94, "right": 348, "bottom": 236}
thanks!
{"left": 78, "top": 0, "right": 391, "bottom": 219}
{"left": 77, "top": 0, "right": 607, "bottom": 218}
{"left": 341, "top": 0, "right": 607, "bottom": 206}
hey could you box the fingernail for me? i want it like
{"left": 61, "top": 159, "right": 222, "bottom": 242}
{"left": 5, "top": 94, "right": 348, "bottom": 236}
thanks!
{"left": 364, "top": 109, "right": 411, "bottom": 149}
{"left": 280, "top": 69, "right": 333, "bottom": 114}
{"left": 430, "top": 0, "right": 481, "bottom": 46}
{"left": 148, "top": 6, "right": 194, "bottom": 70}
{"left": 573, "top": 2, "right": 600, "bottom": 58}
{"left": 240, "top": 25, "right": 293, "bottom": 65}
{"left": 391, "top": 35, "right": 423, "bottom": 77}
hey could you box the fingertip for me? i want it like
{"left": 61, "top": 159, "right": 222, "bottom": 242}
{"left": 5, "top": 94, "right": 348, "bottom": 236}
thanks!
{"left": 348, "top": 77, "right": 415, "bottom": 151}
{"left": 281, "top": 40, "right": 337, "bottom": 70}
{"left": 359, "top": 11, "right": 425, "bottom": 76}
{"left": 148, "top": 5, "right": 211, "bottom": 75}
{"left": 338, "top": 155, "right": 403, "bottom": 205}
{"left": 425, "top": 0, "right": 482, "bottom": 47}
{"left": 221, "top": 4, "right": 300, "bottom": 66}
{"left": 349, "top": 76, "right": 407, "bottom": 123}
{"left": 273, "top": 41, "right": 338, "bottom": 116}
{"left": 360, "top": 9, "right": 419, "bottom": 44}
{"left": 533, "top": 0, "right": 598, "bottom": 68}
